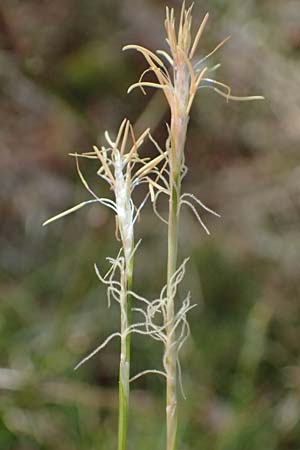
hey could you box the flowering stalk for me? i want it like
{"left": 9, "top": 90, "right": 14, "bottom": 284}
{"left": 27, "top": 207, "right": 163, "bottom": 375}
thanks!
{"left": 43, "top": 119, "right": 166, "bottom": 450}
{"left": 107, "top": 120, "right": 136, "bottom": 450}
{"left": 124, "top": 3, "right": 263, "bottom": 450}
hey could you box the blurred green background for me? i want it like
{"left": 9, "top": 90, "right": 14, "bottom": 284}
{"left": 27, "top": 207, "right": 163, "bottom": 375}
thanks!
{"left": 1, "top": 0, "right": 300, "bottom": 449}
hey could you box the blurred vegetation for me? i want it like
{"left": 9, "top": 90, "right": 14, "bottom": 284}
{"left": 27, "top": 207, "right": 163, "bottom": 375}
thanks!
{"left": 1, "top": 0, "right": 300, "bottom": 449}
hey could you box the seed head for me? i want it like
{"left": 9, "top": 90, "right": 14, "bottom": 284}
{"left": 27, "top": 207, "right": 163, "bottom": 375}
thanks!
{"left": 124, "top": 2, "right": 263, "bottom": 117}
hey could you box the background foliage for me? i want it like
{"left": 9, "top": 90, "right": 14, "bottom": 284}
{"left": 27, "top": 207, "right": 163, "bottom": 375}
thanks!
{"left": 1, "top": 0, "right": 300, "bottom": 449}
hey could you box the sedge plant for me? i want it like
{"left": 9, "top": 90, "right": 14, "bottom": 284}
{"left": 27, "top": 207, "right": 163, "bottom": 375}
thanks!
{"left": 43, "top": 3, "right": 263, "bottom": 450}
{"left": 43, "top": 119, "right": 166, "bottom": 450}
{"left": 124, "top": 3, "right": 263, "bottom": 450}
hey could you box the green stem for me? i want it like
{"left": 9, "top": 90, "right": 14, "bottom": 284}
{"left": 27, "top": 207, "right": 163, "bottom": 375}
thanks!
{"left": 118, "top": 256, "right": 133, "bottom": 450}
{"left": 166, "top": 174, "right": 181, "bottom": 450}
{"left": 165, "top": 99, "right": 189, "bottom": 450}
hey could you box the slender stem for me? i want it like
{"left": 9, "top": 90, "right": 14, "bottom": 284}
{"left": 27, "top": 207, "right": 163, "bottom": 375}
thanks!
{"left": 118, "top": 255, "right": 133, "bottom": 450}
{"left": 165, "top": 54, "right": 190, "bottom": 450}
{"left": 166, "top": 175, "right": 180, "bottom": 450}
